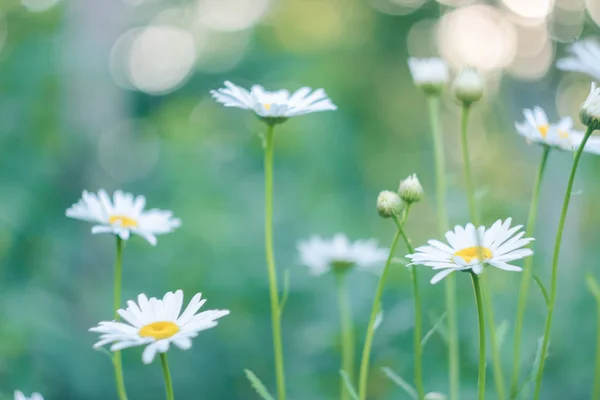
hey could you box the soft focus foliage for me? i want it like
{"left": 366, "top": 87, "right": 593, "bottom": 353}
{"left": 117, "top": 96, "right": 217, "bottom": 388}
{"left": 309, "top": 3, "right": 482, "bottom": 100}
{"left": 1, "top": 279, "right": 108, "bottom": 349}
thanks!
{"left": 1, "top": 0, "right": 600, "bottom": 399}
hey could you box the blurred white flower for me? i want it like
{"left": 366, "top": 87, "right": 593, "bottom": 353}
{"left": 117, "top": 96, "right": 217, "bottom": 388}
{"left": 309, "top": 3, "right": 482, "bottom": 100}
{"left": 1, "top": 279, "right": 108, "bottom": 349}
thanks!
{"left": 407, "top": 57, "right": 449, "bottom": 94}
{"left": 581, "top": 82, "right": 600, "bottom": 129}
{"left": 15, "top": 391, "right": 43, "bottom": 400}
{"left": 66, "top": 190, "right": 181, "bottom": 246}
{"left": 297, "top": 234, "right": 389, "bottom": 275}
{"left": 556, "top": 39, "right": 600, "bottom": 81}
{"left": 210, "top": 81, "right": 337, "bottom": 123}
{"left": 452, "top": 67, "right": 483, "bottom": 104}
{"left": 90, "top": 290, "right": 229, "bottom": 364}
{"left": 407, "top": 219, "right": 533, "bottom": 284}
{"left": 515, "top": 107, "right": 600, "bottom": 154}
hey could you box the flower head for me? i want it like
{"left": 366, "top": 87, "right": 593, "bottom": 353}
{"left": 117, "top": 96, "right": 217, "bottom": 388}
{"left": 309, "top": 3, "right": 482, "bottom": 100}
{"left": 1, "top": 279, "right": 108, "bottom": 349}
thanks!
{"left": 515, "top": 107, "right": 600, "bottom": 154}
{"left": 66, "top": 190, "right": 181, "bottom": 246}
{"left": 15, "top": 392, "right": 43, "bottom": 400}
{"left": 581, "top": 82, "right": 600, "bottom": 130}
{"left": 90, "top": 290, "right": 229, "bottom": 364}
{"left": 408, "top": 57, "right": 449, "bottom": 95}
{"left": 298, "top": 234, "right": 389, "bottom": 275}
{"left": 556, "top": 38, "right": 600, "bottom": 81}
{"left": 452, "top": 67, "right": 483, "bottom": 105}
{"left": 377, "top": 190, "right": 403, "bottom": 218}
{"left": 406, "top": 219, "right": 534, "bottom": 284}
{"left": 210, "top": 81, "right": 337, "bottom": 125}
{"left": 398, "top": 174, "right": 424, "bottom": 204}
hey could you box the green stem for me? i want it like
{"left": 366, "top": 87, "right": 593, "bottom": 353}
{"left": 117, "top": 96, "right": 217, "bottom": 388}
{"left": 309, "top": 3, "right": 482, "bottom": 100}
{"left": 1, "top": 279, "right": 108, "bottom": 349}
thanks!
{"left": 509, "top": 147, "right": 550, "bottom": 398}
{"left": 394, "top": 216, "right": 425, "bottom": 400}
{"left": 358, "top": 214, "right": 404, "bottom": 400}
{"left": 113, "top": 237, "right": 128, "bottom": 400}
{"left": 160, "top": 353, "right": 175, "bottom": 400}
{"left": 533, "top": 126, "right": 595, "bottom": 400}
{"left": 335, "top": 272, "right": 355, "bottom": 400}
{"left": 471, "top": 273, "right": 486, "bottom": 400}
{"left": 427, "top": 95, "right": 459, "bottom": 400}
{"left": 481, "top": 276, "right": 506, "bottom": 400}
{"left": 264, "top": 124, "right": 286, "bottom": 400}
{"left": 460, "top": 104, "right": 505, "bottom": 400}
{"left": 594, "top": 300, "right": 600, "bottom": 400}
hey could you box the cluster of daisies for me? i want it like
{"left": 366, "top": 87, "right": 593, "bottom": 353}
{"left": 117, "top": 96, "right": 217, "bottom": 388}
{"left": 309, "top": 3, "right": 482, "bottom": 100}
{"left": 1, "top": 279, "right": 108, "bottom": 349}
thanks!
{"left": 12, "top": 33, "right": 600, "bottom": 400}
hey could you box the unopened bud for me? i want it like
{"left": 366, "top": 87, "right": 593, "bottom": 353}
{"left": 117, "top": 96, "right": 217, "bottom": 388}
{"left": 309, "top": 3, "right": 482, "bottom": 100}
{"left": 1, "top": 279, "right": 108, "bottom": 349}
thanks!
{"left": 580, "top": 82, "right": 600, "bottom": 130}
{"left": 452, "top": 67, "right": 483, "bottom": 106}
{"left": 399, "top": 174, "right": 424, "bottom": 204}
{"left": 377, "top": 190, "right": 403, "bottom": 218}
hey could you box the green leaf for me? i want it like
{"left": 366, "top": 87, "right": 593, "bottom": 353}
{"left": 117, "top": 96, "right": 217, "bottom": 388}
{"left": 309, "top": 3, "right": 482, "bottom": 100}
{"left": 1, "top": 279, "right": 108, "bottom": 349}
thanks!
{"left": 514, "top": 336, "right": 548, "bottom": 399}
{"left": 496, "top": 320, "right": 509, "bottom": 350}
{"left": 244, "top": 369, "right": 276, "bottom": 400}
{"left": 427, "top": 311, "right": 449, "bottom": 344}
{"left": 586, "top": 273, "right": 600, "bottom": 302}
{"left": 421, "top": 312, "right": 447, "bottom": 349}
{"left": 279, "top": 268, "right": 291, "bottom": 315}
{"left": 374, "top": 310, "right": 384, "bottom": 332}
{"left": 381, "top": 367, "right": 418, "bottom": 400}
{"left": 532, "top": 273, "right": 549, "bottom": 307}
{"left": 339, "top": 370, "right": 359, "bottom": 400}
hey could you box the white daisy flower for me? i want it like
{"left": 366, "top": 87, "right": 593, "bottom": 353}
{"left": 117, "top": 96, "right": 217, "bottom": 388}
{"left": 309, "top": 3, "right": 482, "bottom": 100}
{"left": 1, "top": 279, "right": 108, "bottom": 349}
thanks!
{"left": 90, "top": 290, "right": 230, "bottom": 364}
{"left": 66, "top": 190, "right": 181, "bottom": 246}
{"left": 407, "top": 57, "right": 449, "bottom": 94}
{"left": 515, "top": 107, "right": 600, "bottom": 154}
{"left": 15, "top": 391, "right": 43, "bottom": 400}
{"left": 406, "top": 219, "right": 534, "bottom": 284}
{"left": 556, "top": 38, "right": 600, "bottom": 81}
{"left": 581, "top": 82, "right": 600, "bottom": 129}
{"left": 297, "top": 234, "right": 389, "bottom": 275}
{"left": 210, "top": 81, "right": 337, "bottom": 123}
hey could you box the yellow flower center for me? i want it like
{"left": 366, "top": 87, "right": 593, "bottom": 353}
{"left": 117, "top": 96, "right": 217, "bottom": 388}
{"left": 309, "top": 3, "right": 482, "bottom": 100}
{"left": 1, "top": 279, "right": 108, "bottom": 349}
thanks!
{"left": 264, "top": 103, "right": 271, "bottom": 111}
{"left": 538, "top": 124, "right": 549, "bottom": 138}
{"left": 109, "top": 215, "right": 138, "bottom": 228}
{"left": 558, "top": 129, "right": 569, "bottom": 139}
{"left": 453, "top": 246, "right": 492, "bottom": 263}
{"left": 139, "top": 321, "right": 180, "bottom": 340}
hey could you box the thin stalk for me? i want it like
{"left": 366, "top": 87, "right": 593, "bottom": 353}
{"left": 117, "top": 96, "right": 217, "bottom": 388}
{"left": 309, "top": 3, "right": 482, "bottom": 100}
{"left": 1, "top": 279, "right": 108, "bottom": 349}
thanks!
{"left": 471, "top": 273, "right": 486, "bottom": 400}
{"left": 533, "top": 126, "right": 595, "bottom": 400}
{"left": 264, "top": 124, "right": 286, "bottom": 400}
{"left": 481, "top": 276, "right": 506, "bottom": 400}
{"left": 160, "top": 353, "right": 175, "bottom": 400}
{"left": 394, "top": 215, "right": 425, "bottom": 400}
{"left": 460, "top": 104, "right": 505, "bottom": 400}
{"left": 509, "top": 147, "right": 550, "bottom": 398}
{"left": 113, "top": 237, "right": 128, "bottom": 400}
{"left": 427, "top": 95, "right": 459, "bottom": 400}
{"left": 335, "top": 271, "right": 355, "bottom": 400}
{"left": 358, "top": 213, "right": 405, "bottom": 400}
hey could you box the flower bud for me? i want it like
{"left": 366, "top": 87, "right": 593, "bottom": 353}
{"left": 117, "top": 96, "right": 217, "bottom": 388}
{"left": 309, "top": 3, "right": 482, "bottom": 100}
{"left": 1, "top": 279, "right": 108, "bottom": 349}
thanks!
{"left": 377, "top": 190, "right": 403, "bottom": 218}
{"left": 408, "top": 57, "right": 449, "bottom": 96}
{"left": 425, "top": 392, "right": 447, "bottom": 400}
{"left": 580, "top": 82, "right": 600, "bottom": 130}
{"left": 398, "top": 174, "right": 424, "bottom": 204}
{"left": 452, "top": 67, "right": 483, "bottom": 106}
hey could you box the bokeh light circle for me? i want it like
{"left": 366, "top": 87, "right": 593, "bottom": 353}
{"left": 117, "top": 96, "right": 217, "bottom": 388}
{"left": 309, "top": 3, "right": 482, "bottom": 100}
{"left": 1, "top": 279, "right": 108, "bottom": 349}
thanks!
{"left": 127, "top": 26, "right": 196, "bottom": 95}
{"left": 21, "top": 0, "right": 60, "bottom": 12}
{"left": 437, "top": 5, "right": 517, "bottom": 71}
{"left": 196, "top": 0, "right": 271, "bottom": 32}
{"left": 501, "top": 0, "right": 554, "bottom": 19}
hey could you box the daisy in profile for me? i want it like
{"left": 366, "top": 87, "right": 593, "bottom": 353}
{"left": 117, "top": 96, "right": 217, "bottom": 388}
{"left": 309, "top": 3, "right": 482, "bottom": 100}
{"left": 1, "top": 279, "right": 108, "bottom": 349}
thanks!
{"left": 66, "top": 190, "right": 181, "bottom": 245}
{"left": 556, "top": 38, "right": 600, "bottom": 81}
{"left": 14, "top": 392, "right": 43, "bottom": 400}
{"left": 90, "top": 290, "right": 229, "bottom": 364}
{"left": 210, "top": 81, "right": 337, "bottom": 124}
{"left": 407, "top": 57, "right": 449, "bottom": 94}
{"left": 407, "top": 219, "right": 534, "bottom": 284}
{"left": 515, "top": 107, "right": 600, "bottom": 154}
{"left": 297, "top": 234, "right": 388, "bottom": 275}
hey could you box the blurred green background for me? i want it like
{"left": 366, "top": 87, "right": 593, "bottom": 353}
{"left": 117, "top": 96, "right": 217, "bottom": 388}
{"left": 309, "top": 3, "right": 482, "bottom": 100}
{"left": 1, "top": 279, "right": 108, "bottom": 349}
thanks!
{"left": 1, "top": 0, "right": 600, "bottom": 399}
